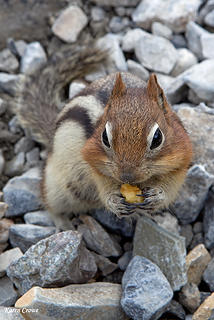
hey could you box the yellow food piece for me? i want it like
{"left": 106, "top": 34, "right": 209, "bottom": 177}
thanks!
{"left": 120, "top": 184, "right": 144, "bottom": 203}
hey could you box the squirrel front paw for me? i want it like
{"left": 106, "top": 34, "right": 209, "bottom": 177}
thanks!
{"left": 134, "top": 187, "right": 166, "bottom": 214}
{"left": 107, "top": 193, "right": 136, "bottom": 218}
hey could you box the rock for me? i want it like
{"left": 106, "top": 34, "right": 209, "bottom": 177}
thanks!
{"left": 0, "top": 98, "right": 6, "bottom": 115}
{"left": 127, "top": 59, "right": 149, "bottom": 81}
{"left": 203, "top": 188, "right": 214, "bottom": 250}
{"left": 7, "top": 231, "right": 97, "bottom": 295}
{"left": 133, "top": 216, "right": 187, "bottom": 291}
{"left": 171, "top": 35, "right": 187, "bottom": 49}
{"left": 156, "top": 73, "right": 176, "bottom": 92}
{"left": 24, "top": 210, "right": 55, "bottom": 227}
{"left": 8, "top": 39, "right": 27, "bottom": 58}
{"left": 4, "top": 152, "right": 25, "bottom": 177}
{"left": 91, "top": 6, "right": 106, "bottom": 22}
{"left": 14, "top": 137, "right": 35, "bottom": 155}
{"left": 201, "top": 34, "right": 214, "bottom": 59}
{"left": 132, "top": 0, "right": 203, "bottom": 33}
{"left": 121, "top": 256, "right": 173, "bottom": 320}
{"left": 3, "top": 168, "right": 42, "bottom": 217}
{"left": 173, "top": 165, "right": 214, "bottom": 224}
{"left": 0, "top": 306, "right": 24, "bottom": 319}
{"left": 52, "top": 6, "right": 88, "bottom": 43}
{"left": 9, "top": 224, "right": 56, "bottom": 253}
{"left": 192, "top": 293, "right": 214, "bottom": 320}
{"left": 78, "top": 215, "right": 122, "bottom": 257}
{"left": 186, "top": 244, "right": 211, "bottom": 285}
{"left": 118, "top": 251, "right": 132, "bottom": 271}
{"left": 69, "top": 80, "right": 86, "bottom": 99}
{"left": 90, "top": 0, "right": 139, "bottom": 6}
{"left": 0, "top": 73, "right": 24, "bottom": 96}
{"left": 0, "top": 150, "right": 5, "bottom": 175}
{"left": 91, "top": 252, "right": 118, "bottom": 276}
{"left": 204, "top": 9, "right": 214, "bottom": 27}
{"left": 0, "top": 276, "right": 18, "bottom": 306}
{"left": 198, "top": 0, "right": 214, "bottom": 25}
{"left": 179, "top": 283, "right": 201, "bottom": 313}
{"left": 203, "top": 257, "right": 214, "bottom": 292}
{"left": 0, "top": 201, "right": 8, "bottom": 219}
{"left": 165, "top": 300, "right": 186, "bottom": 320}
{"left": 185, "top": 21, "right": 209, "bottom": 59}
{"left": 0, "top": 218, "right": 13, "bottom": 245}
{"left": 193, "top": 222, "right": 203, "bottom": 234}
{"left": 20, "top": 42, "right": 47, "bottom": 75}
{"left": 0, "top": 247, "right": 23, "bottom": 277}
{"left": 190, "top": 233, "right": 204, "bottom": 250}
{"left": 109, "top": 16, "right": 130, "bottom": 33}
{"left": 92, "top": 209, "right": 135, "bottom": 238}
{"left": 154, "top": 211, "right": 180, "bottom": 235}
{"left": 151, "top": 22, "right": 172, "bottom": 40}
{"left": 135, "top": 33, "right": 177, "bottom": 74}
{"left": 15, "top": 282, "right": 127, "bottom": 320}
{"left": 25, "top": 148, "right": 40, "bottom": 168}
{"left": 97, "top": 34, "right": 127, "bottom": 72}
{"left": 8, "top": 116, "right": 22, "bottom": 135}
{"left": 0, "top": 48, "right": 19, "bottom": 73}
{"left": 122, "top": 28, "right": 148, "bottom": 52}
{"left": 164, "top": 76, "right": 188, "bottom": 104}
{"left": 171, "top": 48, "right": 197, "bottom": 77}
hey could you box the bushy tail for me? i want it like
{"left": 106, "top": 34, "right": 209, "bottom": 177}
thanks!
{"left": 15, "top": 42, "right": 107, "bottom": 148}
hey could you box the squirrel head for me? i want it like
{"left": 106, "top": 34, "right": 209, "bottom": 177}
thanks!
{"left": 82, "top": 73, "right": 192, "bottom": 184}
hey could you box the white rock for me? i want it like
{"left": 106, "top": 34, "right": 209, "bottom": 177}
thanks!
{"left": 201, "top": 34, "right": 214, "bottom": 59}
{"left": 20, "top": 42, "right": 47, "bottom": 75}
{"left": 171, "top": 48, "right": 198, "bottom": 77}
{"left": 69, "top": 80, "right": 86, "bottom": 100}
{"left": 156, "top": 73, "right": 175, "bottom": 92}
{"left": 204, "top": 9, "right": 214, "bottom": 27}
{"left": 52, "top": 6, "right": 88, "bottom": 43}
{"left": 0, "top": 49, "right": 19, "bottom": 73}
{"left": 185, "top": 21, "right": 209, "bottom": 60}
{"left": 91, "top": 7, "right": 105, "bottom": 22}
{"left": 127, "top": 59, "right": 149, "bottom": 81}
{"left": 135, "top": 33, "right": 178, "bottom": 74}
{"left": 151, "top": 22, "right": 173, "bottom": 40}
{"left": 0, "top": 248, "right": 23, "bottom": 277}
{"left": 199, "top": 0, "right": 214, "bottom": 25}
{"left": 132, "top": 0, "right": 203, "bottom": 33}
{"left": 122, "top": 28, "right": 148, "bottom": 52}
{"left": 4, "top": 152, "right": 25, "bottom": 177}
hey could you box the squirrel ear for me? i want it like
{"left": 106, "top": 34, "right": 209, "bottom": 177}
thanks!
{"left": 147, "top": 73, "right": 169, "bottom": 113}
{"left": 111, "top": 73, "right": 126, "bottom": 98}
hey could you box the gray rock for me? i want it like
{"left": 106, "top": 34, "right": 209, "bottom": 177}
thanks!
{"left": 97, "top": 34, "right": 127, "bottom": 72}
{"left": 7, "top": 231, "right": 97, "bottom": 295}
{"left": 154, "top": 211, "right": 180, "bottom": 235}
{"left": 14, "top": 137, "right": 35, "bottom": 154}
{"left": 132, "top": 0, "right": 203, "bottom": 33}
{"left": 24, "top": 210, "right": 55, "bottom": 227}
{"left": 4, "top": 152, "right": 25, "bottom": 177}
{"left": 9, "top": 224, "right": 56, "bottom": 252}
{"left": 127, "top": 59, "right": 149, "bottom": 81}
{"left": 180, "top": 224, "right": 194, "bottom": 248}
{"left": 203, "top": 257, "right": 214, "bottom": 292}
{"left": 118, "top": 251, "right": 132, "bottom": 271}
{"left": 0, "top": 247, "right": 23, "bottom": 277}
{"left": 0, "top": 218, "right": 13, "bottom": 245}
{"left": 156, "top": 73, "right": 175, "bottom": 92}
{"left": 0, "top": 98, "right": 6, "bottom": 115}
{"left": 188, "top": 88, "right": 203, "bottom": 105}
{"left": 165, "top": 300, "right": 186, "bottom": 320}
{"left": 25, "top": 147, "right": 40, "bottom": 168}
{"left": 109, "top": 16, "right": 130, "bottom": 33}
{"left": 122, "top": 28, "right": 148, "bottom": 52}
{"left": 91, "top": 252, "right": 118, "bottom": 276}
{"left": 0, "top": 276, "right": 18, "bottom": 307}
{"left": 0, "top": 150, "right": 5, "bottom": 175}
{"left": 15, "top": 283, "right": 127, "bottom": 320}
{"left": 193, "top": 222, "right": 203, "bottom": 234}
{"left": 179, "top": 283, "right": 201, "bottom": 313}
{"left": 201, "top": 34, "right": 214, "bottom": 59}
{"left": 171, "top": 35, "right": 187, "bottom": 49}
{"left": 8, "top": 116, "right": 22, "bottom": 135}
{"left": 3, "top": 168, "right": 42, "bottom": 217}
{"left": 0, "top": 307, "right": 24, "bottom": 319}
{"left": 133, "top": 216, "right": 187, "bottom": 291}
{"left": 173, "top": 165, "right": 214, "bottom": 224}
{"left": 78, "top": 215, "right": 122, "bottom": 257}
{"left": 91, "top": 6, "right": 106, "bottom": 22}
{"left": 203, "top": 188, "right": 214, "bottom": 249}
{"left": 0, "top": 73, "right": 24, "bottom": 96}
{"left": 92, "top": 209, "right": 135, "bottom": 238}
{"left": 20, "top": 42, "right": 47, "bottom": 75}
{"left": 91, "top": 0, "right": 139, "bottom": 6}
{"left": 204, "top": 9, "right": 214, "bottom": 27}
{"left": 185, "top": 21, "right": 209, "bottom": 59}
{"left": 69, "top": 80, "right": 86, "bottom": 99}
{"left": 171, "top": 48, "right": 197, "bottom": 77}
{"left": 52, "top": 6, "right": 88, "bottom": 43}
{"left": 121, "top": 256, "right": 173, "bottom": 320}
{"left": 190, "top": 233, "right": 204, "bottom": 250}
{"left": 0, "top": 48, "right": 19, "bottom": 73}
{"left": 151, "top": 22, "right": 172, "bottom": 40}
{"left": 198, "top": 0, "right": 214, "bottom": 24}
{"left": 135, "top": 33, "right": 178, "bottom": 74}
{"left": 11, "top": 39, "right": 27, "bottom": 58}
{"left": 164, "top": 76, "right": 188, "bottom": 104}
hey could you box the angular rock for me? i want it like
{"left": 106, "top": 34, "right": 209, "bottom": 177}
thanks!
{"left": 156, "top": 73, "right": 175, "bottom": 92}
{"left": 171, "top": 34, "right": 187, "bottom": 49}
{"left": 186, "top": 244, "right": 211, "bottom": 285}
{"left": 165, "top": 76, "right": 188, "bottom": 104}
{"left": 69, "top": 80, "right": 86, "bottom": 99}
{"left": 179, "top": 283, "right": 201, "bottom": 313}
{"left": 0, "top": 218, "right": 13, "bottom": 245}
{"left": 192, "top": 293, "right": 214, "bottom": 320}
{"left": 14, "top": 137, "right": 35, "bottom": 155}
{"left": 91, "top": 252, "right": 118, "bottom": 276}
{"left": 190, "top": 233, "right": 204, "bottom": 250}
{"left": 52, "top": 6, "right": 88, "bottom": 43}
{"left": 109, "top": 16, "right": 130, "bottom": 33}
{"left": 185, "top": 21, "right": 209, "bottom": 59}
{"left": 0, "top": 48, "right": 19, "bottom": 73}
{"left": 92, "top": 209, "right": 135, "bottom": 238}
{"left": 3, "top": 168, "right": 42, "bottom": 217}
{"left": 151, "top": 22, "right": 172, "bottom": 40}
{"left": 201, "top": 34, "right": 214, "bottom": 59}
{"left": 9, "top": 39, "right": 27, "bottom": 58}
{"left": 0, "top": 73, "right": 24, "bottom": 96}
{"left": 0, "top": 276, "right": 18, "bottom": 307}
{"left": 203, "top": 257, "right": 214, "bottom": 292}
{"left": 78, "top": 215, "right": 122, "bottom": 257}
{"left": 198, "top": 0, "right": 214, "bottom": 25}
{"left": 122, "top": 28, "right": 148, "bottom": 52}
{"left": 0, "top": 247, "right": 23, "bottom": 277}
{"left": 118, "top": 251, "right": 132, "bottom": 271}
{"left": 165, "top": 300, "right": 186, "bottom": 320}
{"left": 25, "top": 148, "right": 40, "bottom": 168}
{"left": 7, "top": 231, "right": 97, "bottom": 295}
{"left": 121, "top": 256, "right": 173, "bottom": 320}
{"left": 154, "top": 211, "right": 180, "bottom": 235}
{"left": 127, "top": 59, "right": 149, "bottom": 81}
{"left": 204, "top": 9, "right": 214, "bottom": 27}
{"left": 15, "top": 283, "right": 127, "bottom": 320}
{"left": 132, "top": 0, "right": 203, "bottom": 33}
{"left": 20, "top": 42, "right": 47, "bottom": 75}
{"left": 135, "top": 33, "right": 177, "bottom": 74}
{"left": 171, "top": 48, "right": 197, "bottom": 77}
{"left": 180, "top": 225, "right": 194, "bottom": 248}
{"left": 9, "top": 224, "right": 56, "bottom": 252}
{"left": 24, "top": 210, "right": 55, "bottom": 227}
{"left": 133, "top": 216, "right": 187, "bottom": 291}
{"left": 203, "top": 188, "right": 214, "bottom": 249}
{"left": 4, "top": 152, "right": 25, "bottom": 177}
{"left": 91, "top": 0, "right": 139, "bottom": 6}
{"left": 0, "top": 201, "right": 8, "bottom": 219}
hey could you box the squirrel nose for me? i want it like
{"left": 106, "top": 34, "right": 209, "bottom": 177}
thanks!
{"left": 120, "top": 172, "right": 135, "bottom": 184}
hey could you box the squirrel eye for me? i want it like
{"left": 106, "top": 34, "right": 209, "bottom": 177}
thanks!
{"left": 150, "top": 127, "right": 163, "bottom": 150}
{"left": 102, "top": 128, "right": 111, "bottom": 148}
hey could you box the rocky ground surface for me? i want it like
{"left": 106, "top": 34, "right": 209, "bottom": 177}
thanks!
{"left": 0, "top": 0, "right": 214, "bottom": 319}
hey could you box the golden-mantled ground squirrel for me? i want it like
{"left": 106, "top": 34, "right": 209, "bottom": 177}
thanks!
{"left": 17, "top": 43, "right": 192, "bottom": 230}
